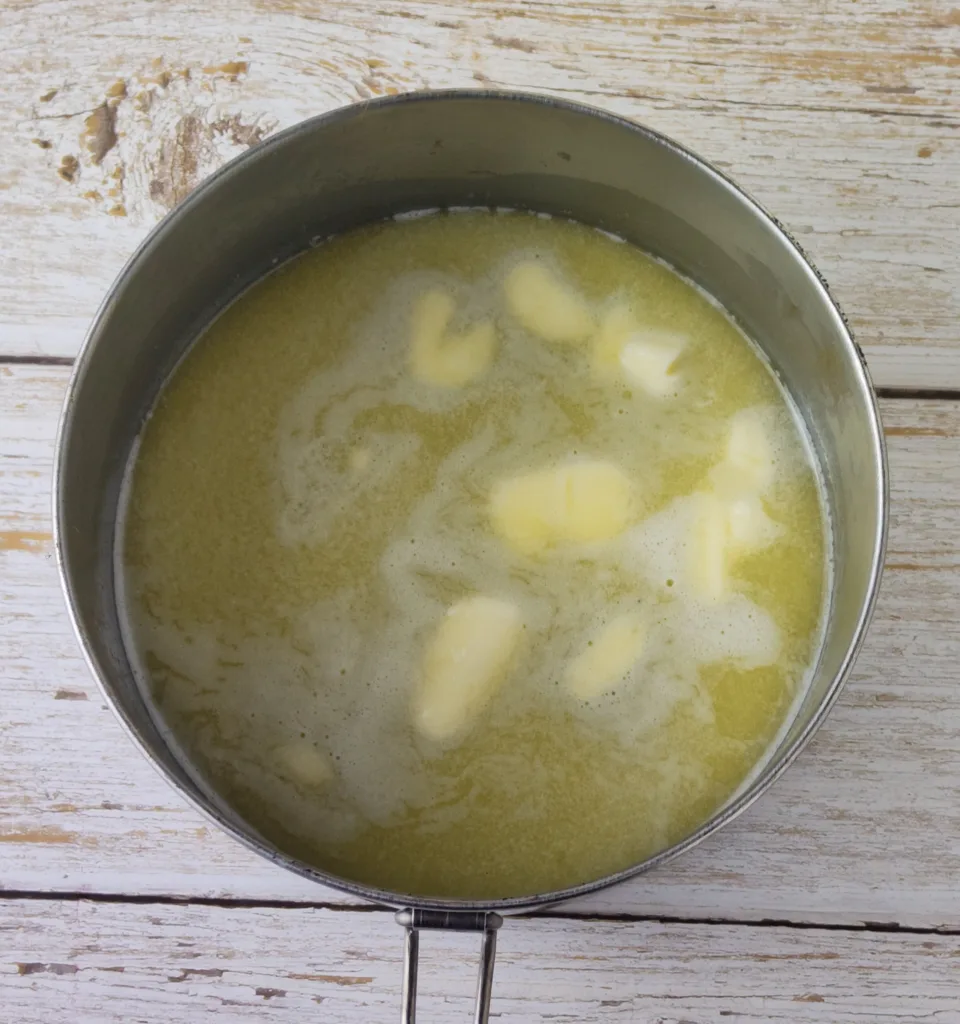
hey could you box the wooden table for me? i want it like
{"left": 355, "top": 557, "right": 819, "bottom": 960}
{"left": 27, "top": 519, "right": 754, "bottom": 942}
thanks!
{"left": 2, "top": 1, "right": 958, "bottom": 1020}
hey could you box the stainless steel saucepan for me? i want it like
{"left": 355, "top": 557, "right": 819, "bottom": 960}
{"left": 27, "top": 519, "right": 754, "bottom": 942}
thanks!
{"left": 54, "top": 91, "right": 888, "bottom": 1022}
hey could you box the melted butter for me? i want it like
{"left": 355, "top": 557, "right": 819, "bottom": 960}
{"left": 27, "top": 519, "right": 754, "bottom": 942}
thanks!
{"left": 122, "top": 210, "right": 827, "bottom": 900}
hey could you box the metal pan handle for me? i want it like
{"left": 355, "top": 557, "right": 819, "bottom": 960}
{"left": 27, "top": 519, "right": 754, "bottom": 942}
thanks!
{"left": 395, "top": 908, "right": 503, "bottom": 1024}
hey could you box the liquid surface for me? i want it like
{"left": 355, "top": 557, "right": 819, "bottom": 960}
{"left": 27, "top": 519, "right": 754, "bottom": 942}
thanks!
{"left": 122, "top": 210, "right": 827, "bottom": 900}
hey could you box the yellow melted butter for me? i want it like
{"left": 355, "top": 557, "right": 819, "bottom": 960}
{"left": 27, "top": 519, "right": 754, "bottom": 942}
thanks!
{"left": 122, "top": 210, "right": 827, "bottom": 900}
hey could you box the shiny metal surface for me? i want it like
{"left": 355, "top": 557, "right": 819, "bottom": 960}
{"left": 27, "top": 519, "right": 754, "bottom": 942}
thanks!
{"left": 396, "top": 910, "right": 503, "bottom": 1024}
{"left": 399, "top": 922, "right": 418, "bottom": 1023}
{"left": 54, "top": 91, "right": 888, "bottom": 922}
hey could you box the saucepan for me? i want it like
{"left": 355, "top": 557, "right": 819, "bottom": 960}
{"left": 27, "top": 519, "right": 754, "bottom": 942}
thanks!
{"left": 54, "top": 91, "right": 887, "bottom": 1021}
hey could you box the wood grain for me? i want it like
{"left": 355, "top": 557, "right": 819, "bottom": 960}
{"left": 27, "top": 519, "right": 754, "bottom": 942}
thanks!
{"left": 2, "top": 364, "right": 960, "bottom": 929}
{"left": 4, "top": 898, "right": 960, "bottom": 1022}
{"left": 1, "top": 0, "right": 958, "bottom": 386}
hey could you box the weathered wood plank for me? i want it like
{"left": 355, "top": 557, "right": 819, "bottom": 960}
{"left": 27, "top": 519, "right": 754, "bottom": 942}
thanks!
{"left": 1, "top": 0, "right": 958, "bottom": 386}
{"left": 2, "top": 364, "right": 960, "bottom": 928}
{"left": 3, "top": 899, "right": 959, "bottom": 1022}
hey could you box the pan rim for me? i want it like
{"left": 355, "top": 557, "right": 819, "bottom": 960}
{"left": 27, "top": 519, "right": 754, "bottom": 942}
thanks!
{"left": 53, "top": 88, "right": 889, "bottom": 914}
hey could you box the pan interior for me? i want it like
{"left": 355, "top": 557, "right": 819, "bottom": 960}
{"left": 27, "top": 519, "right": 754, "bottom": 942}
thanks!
{"left": 115, "top": 207, "right": 829, "bottom": 902}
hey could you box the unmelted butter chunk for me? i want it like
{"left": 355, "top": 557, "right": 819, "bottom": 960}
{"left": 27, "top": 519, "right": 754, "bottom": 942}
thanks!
{"left": 727, "top": 494, "right": 781, "bottom": 552}
{"left": 564, "top": 612, "right": 646, "bottom": 700}
{"left": 689, "top": 492, "right": 729, "bottom": 600}
{"left": 688, "top": 491, "right": 781, "bottom": 600}
{"left": 591, "top": 303, "right": 685, "bottom": 395}
{"left": 619, "top": 330, "right": 685, "bottom": 397}
{"left": 718, "top": 408, "right": 776, "bottom": 493}
{"left": 504, "top": 261, "right": 594, "bottom": 344}
{"left": 490, "top": 460, "right": 633, "bottom": 556}
{"left": 414, "top": 596, "right": 523, "bottom": 743}
{"left": 591, "top": 302, "right": 635, "bottom": 376}
{"left": 274, "top": 740, "right": 334, "bottom": 787}
{"left": 688, "top": 408, "right": 782, "bottom": 599}
{"left": 409, "top": 288, "right": 497, "bottom": 388}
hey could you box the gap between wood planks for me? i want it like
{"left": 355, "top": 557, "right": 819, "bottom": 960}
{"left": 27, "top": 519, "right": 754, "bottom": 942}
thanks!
{"left": 1, "top": 354, "right": 74, "bottom": 366}
{"left": 2, "top": 889, "right": 959, "bottom": 938}
{"left": 875, "top": 386, "right": 960, "bottom": 401}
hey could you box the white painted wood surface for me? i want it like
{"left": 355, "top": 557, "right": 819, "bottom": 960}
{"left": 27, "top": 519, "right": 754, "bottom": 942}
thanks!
{"left": 2, "top": 0, "right": 959, "bottom": 385}
{"left": 4, "top": 1, "right": 960, "bottom": 1017}
{"left": 5, "top": 899, "right": 960, "bottom": 1022}
{"left": 2, "top": 364, "right": 960, "bottom": 929}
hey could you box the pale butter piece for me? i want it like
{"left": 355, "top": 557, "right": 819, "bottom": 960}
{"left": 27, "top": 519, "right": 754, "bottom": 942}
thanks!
{"left": 618, "top": 330, "right": 686, "bottom": 397}
{"left": 490, "top": 460, "right": 633, "bottom": 556}
{"left": 723, "top": 408, "right": 776, "bottom": 492}
{"left": 505, "top": 261, "right": 594, "bottom": 344}
{"left": 275, "top": 740, "right": 334, "bottom": 787}
{"left": 414, "top": 596, "right": 523, "bottom": 742}
{"left": 409, "top": 288, "right": 497, "bottom": 388}
{"left": 688, "top": 490, "right": 781, "bottom": 600}
{"left": 591, "top": 302, "right": 636, "bottom": 377}
{"left": 727, "top": 494, "right": 781, "bottom": 552}
{"left": 691, "top": 408, "right": 780, "bottom": 591}
{"left": 565, "top": 612, "right": 646, "bottom": 700}
{"left": 689, "top": 492, "right": 729, "bottom": 600}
